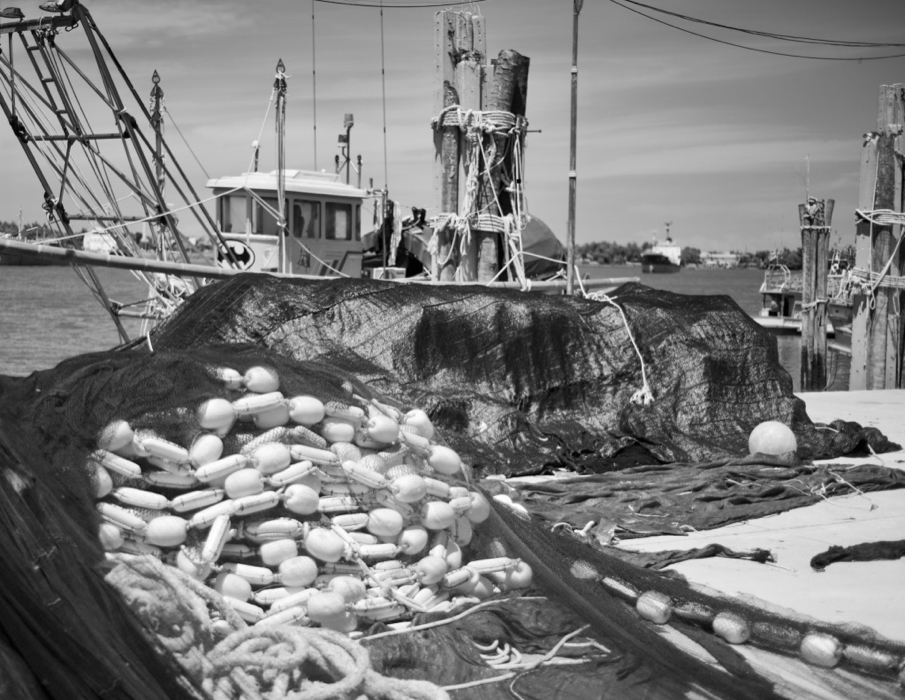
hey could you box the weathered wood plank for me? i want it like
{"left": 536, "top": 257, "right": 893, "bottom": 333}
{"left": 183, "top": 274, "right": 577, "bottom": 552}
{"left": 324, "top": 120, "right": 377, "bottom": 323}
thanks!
{"left": 799, "top": 199, "right": 832, "bottom": 391}
{"left": 432, "top": 11, "right": 457, "bottom": 280}
{"left": 475, "top": 49, "right": 522, "bottom": 283}
{"left": 849, "top": 133, "right": 879, "bottom": 391}
{"left": 881, "top": 86, "right": 905, "bottom": 388}
{"left": 454, "top": 16, "right": 483, "bottom": 282}
{"left": 871, "top": 130, "right": 897, "bottom": 390}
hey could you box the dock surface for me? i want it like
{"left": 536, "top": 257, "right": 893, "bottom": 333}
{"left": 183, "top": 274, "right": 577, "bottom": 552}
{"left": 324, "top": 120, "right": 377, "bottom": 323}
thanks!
{"left": 619, "top": 389, "right": 905, "bottom": 642}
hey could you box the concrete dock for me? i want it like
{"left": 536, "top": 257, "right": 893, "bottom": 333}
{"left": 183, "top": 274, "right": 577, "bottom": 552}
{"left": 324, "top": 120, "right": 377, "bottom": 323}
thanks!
{"left": 619, "top": 389, "right": 905, "bottom": 643}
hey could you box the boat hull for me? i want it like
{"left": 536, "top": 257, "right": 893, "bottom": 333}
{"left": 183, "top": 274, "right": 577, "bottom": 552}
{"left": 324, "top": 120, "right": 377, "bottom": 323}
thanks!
{"left": 0, "top": 252, "right": 65, "bottom": 266}
{"left": 641, "top": 261, "right": 680, "bottom": 274}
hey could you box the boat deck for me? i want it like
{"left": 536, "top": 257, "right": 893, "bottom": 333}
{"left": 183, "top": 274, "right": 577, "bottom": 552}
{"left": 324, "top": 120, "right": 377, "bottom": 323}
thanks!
{"left": 618, "top": 389, "right": 905, "bottom": 643}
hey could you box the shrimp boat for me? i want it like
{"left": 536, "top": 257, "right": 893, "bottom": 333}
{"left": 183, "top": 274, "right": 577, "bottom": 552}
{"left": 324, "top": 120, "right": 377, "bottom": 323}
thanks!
{"left": 0, "top": 1, "right": 634, "bottom": 345}
{"left": 209, "top": 169, "right": 367, "bottom": 278}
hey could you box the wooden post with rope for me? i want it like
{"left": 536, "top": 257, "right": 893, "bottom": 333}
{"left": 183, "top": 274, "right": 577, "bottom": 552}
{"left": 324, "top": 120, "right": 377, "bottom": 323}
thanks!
{"left": 850, "top": 84, "right": 905, "bottom": 390}
{"left": 455, "top": 13, "right": 485, "bottom": 281}
{"left": 432, "top": 11, "right": 458, "bottom": 281}
{"left": 798, "top": 198, "right": 833, "bottom": 392}
{"left": 475, "top": 49, "right": 524, "bottom": 282}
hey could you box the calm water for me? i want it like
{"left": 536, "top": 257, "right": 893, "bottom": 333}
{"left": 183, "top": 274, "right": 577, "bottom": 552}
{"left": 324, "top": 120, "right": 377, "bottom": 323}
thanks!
{"left": 0, "top": 263, "right": 846, "bottom": 391}
{"left": 0, "top": 264, "right": 146, "bottom": 376}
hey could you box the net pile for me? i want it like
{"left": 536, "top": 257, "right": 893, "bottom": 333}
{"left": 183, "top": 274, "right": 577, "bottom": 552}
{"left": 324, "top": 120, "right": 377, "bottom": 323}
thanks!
{"left": 4, "top": 345, "right": 904, "bottom": 700}
{"left": 2, "top": 276, "right": 904, "bottom": 699}
{"left": 147, "top": 275, "right": 894, "bottom": 476}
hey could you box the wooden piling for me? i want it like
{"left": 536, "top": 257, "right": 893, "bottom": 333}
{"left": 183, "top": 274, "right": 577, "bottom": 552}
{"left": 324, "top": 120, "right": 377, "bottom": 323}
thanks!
{"left": 432, "top": 11, "right": 529, "bottom": 284}
{"left": 850, "top": 84, "right": 905, "bottom": 390}
{"left": 799, "top": 198, "right": 833, "bottom": 391}
{"left": 432, "top": 12, "right": 458, "bottom": 281}
{"left": 453, "top": 12, "right": 484, "bottom": 281}
{"left": 475, "top": 49, "right": 522, "bottom": 282}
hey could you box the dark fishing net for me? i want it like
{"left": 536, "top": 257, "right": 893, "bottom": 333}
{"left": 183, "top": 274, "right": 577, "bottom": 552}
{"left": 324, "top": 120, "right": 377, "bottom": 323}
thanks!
{"left": 146, "top": 275, "right": 896, "bottom": 477}
{"left": 1, "top": 276, "right": 903, "bottom": 699}
{"left": 810, "top": 539, "right": 905, "bottom": 571}
{"left": 7, "top": 344, "right": 901, "bottom": 700}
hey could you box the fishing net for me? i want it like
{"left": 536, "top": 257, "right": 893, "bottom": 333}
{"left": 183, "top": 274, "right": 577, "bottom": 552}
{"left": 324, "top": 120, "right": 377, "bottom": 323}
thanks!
{"left": 147, "top": 275, "right": 895, "bottom": 474}
{"left": 1, "top": 276, "right": 904, "bottom": 699}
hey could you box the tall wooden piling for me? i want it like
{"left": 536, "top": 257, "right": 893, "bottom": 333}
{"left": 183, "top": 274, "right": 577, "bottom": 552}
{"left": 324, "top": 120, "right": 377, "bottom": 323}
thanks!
{"left": 475, "top": 49, "right": 523, "bottom": 282}
{"left": 432, "top": 12, "right": 458, "bottom": 281}
{"left": 799, "top": 198, "right": 833, "bottom": 391}
{"left": 432, "top": 11, "right": 529, "bottom": 284}
{"left": 850, "top": 84, "right": 905, "bottom": 390}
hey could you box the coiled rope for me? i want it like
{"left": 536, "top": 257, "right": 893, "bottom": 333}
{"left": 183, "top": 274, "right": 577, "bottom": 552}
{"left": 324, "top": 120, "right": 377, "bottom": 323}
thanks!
{"left": 105, "top": 554, "right": 447, "bottom": 700}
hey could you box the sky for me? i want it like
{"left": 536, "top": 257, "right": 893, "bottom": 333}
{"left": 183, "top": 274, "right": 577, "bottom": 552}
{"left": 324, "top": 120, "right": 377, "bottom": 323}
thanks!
{"left": 1, "top": 0, "right": 905, "bottom": 254}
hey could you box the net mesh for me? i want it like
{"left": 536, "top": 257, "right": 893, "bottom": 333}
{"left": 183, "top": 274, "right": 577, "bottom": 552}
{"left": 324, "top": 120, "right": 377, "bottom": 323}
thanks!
{"left": 1, "top": 276, "right": 903, "bottom": 699}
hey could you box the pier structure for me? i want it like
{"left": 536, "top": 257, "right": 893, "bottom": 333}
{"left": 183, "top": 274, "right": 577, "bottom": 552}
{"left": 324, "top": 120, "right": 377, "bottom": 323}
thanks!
{"left": 799, "top": 197, "right": 834, "bottom": 392}
{"left": 431, "top": 11, "right": 530, "bottom": 284}
{"left": 850, "top": 84, "right": 905, "bottom": 390}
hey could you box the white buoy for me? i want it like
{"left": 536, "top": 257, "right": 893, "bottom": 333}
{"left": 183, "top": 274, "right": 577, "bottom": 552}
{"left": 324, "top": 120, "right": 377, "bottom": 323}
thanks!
{"left": 748, "top": 421, "right": 797, "bottom": 456}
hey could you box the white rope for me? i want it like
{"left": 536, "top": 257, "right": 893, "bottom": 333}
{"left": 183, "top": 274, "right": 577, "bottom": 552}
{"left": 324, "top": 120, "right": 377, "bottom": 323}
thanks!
{"left": 578, "top": 281, "right": 654, "bottom": 405}
{"left": 428, "top": 103, "right": 531, "bottom": 286}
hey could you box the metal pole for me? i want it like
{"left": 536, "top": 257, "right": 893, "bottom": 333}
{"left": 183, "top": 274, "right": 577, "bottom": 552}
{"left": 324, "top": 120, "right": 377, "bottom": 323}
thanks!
{"left": 150, "top": 70, "right": 164, "bottom": 253}
{"left": 566, "top": 0, "right": 582, "bottom": 295}
{"left": 275, "top": 59, "right": 287, "bottom": 274}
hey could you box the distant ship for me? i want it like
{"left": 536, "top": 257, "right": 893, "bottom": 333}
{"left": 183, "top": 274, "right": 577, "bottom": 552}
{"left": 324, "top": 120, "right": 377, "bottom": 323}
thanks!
{"left": 641, "top": 222, "right": 682, "bottom": 273}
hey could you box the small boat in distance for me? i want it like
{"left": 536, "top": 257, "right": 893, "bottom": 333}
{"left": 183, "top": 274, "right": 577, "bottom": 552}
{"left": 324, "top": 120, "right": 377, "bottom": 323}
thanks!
{"left": 755, "top": 256, "right": 853, "bottom": 336}
{"left": 640, "top": 222, "right": 682, "bottom": 273}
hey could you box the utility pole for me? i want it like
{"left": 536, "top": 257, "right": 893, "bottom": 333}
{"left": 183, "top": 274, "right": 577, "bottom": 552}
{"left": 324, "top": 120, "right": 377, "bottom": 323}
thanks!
{"left": 566, "top": 0, "right": 583, "bottom": 295}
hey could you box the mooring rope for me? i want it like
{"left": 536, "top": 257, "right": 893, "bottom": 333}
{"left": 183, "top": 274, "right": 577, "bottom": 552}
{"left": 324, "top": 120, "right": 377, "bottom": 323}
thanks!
{"left": 576, "top": 283, "right": 655, "bottom": 405}
{"left": 428, "top": 103, "right": 532, "bottom": 286}
{"left": 105, "top": 554, "right": 447, "bottom": 700}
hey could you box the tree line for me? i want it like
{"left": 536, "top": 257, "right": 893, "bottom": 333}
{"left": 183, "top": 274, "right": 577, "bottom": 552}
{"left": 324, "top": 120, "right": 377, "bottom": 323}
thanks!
{"left": 576, "top": 240, "right": 856, "bottom": 270}
{"left": 0, "top": 219, "right": 57, "bottom": 239}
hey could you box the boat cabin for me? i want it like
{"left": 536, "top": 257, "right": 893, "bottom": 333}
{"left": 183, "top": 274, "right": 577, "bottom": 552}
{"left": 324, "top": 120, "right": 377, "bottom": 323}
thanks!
{"left": 208, "top": 170, "right": 368, "bottom": 277}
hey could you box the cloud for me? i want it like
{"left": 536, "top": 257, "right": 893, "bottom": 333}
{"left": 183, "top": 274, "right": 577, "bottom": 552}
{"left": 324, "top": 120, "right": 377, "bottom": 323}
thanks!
{"left": 82, "top": 0, "right": 249, "bottom": 46}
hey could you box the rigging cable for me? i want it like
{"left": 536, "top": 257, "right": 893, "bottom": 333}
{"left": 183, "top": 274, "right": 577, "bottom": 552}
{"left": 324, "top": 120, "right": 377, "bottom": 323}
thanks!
{"left": 311, "top": 0, "right": 318, "bottom": 170}
{"left": 380, "top": 0, "right": 389, "bottom": 191}
{"left": 609, "top": 0, "right": 905, "bottom": 61}
{"left": 616, "top": 0, "right": 905, "bottom": 48}
{"left": 163, "top": 106, "right": 210, "bottom": 179}
{"left": 315, "top": 0, "right": 484, "bottom": 7}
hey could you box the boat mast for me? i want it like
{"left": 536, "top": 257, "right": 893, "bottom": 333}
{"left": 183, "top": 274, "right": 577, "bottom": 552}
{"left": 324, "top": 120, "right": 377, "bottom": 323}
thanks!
{"left": 275, "top": 58, "right": 288, "bottom": 274}
{"left": 566, "top": 0, "right": 583, "bottom": 295}
{"left": 149, "top": 69, "right": 164, "bottom": 256}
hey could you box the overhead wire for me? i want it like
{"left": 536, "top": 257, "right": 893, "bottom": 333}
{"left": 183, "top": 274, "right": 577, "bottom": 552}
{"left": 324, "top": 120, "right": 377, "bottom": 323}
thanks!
{"left": 609, "top": 0, "right": 905, "bottom": 61}
{"left": 315, "top": 0, "right": 484, "bottom": 7}
{"left": 379, "top": 0, "right": 389, "bottom": 191}
{"left": 618, "top": 0, "right": 905, "bottom": 48}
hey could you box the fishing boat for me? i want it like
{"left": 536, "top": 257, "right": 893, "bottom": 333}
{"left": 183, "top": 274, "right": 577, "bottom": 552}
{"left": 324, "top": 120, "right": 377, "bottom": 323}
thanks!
{"left": 0, "top": 2, "right": 634, "bottom": 345}
{"left": 640, "top": 222, "right": 682, "bottom": 273}
{"left": 755, "top": 257, "right": 853, "bottom": 335}
{"left": 208, "top": 169, "right": 368, "bottom": 277}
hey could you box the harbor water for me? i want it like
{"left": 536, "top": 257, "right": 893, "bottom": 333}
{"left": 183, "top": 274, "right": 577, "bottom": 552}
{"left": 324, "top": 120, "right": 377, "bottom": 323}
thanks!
{"left": 0, "top": 263, "right": 848, "bottom": 391}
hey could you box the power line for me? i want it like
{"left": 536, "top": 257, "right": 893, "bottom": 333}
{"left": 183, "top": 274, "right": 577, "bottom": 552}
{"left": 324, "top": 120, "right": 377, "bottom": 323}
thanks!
{"left": 315, "top": 0, "right": 484, "bottom": 7}
{"left": 619, "top": 0, "right": 905, "bottom": 48}
{"left": 610, "top": 0, "right": 905, "bottom": 61}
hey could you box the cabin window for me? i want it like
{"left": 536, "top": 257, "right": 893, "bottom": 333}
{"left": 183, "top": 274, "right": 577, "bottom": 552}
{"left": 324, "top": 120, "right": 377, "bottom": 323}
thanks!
{"left": 220, "top": 194, "right": 247, "bottom": 233}
{"left": 354, "top": 205, "right": 361, "bottom": 242}
{"left": 254, "top": 197, "right": 281, "bottom": 236}
{"left": 325, "top": 202, "right": 353, "bottom": 241}
{"left": 292, "top": 200, "right": 321, "bottom": 239}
